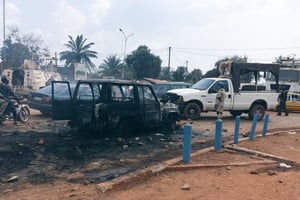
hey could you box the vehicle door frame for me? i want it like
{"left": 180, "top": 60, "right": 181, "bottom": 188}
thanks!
{"left": 71, "top": 81, "right": 100, "bottom": 126}
{"left": 51, "top": 81, "right": 74, "bottom": 120}
{"left": 137, "top": 85, "right": 161, "bottom": 126}
{"left": 206, "top": 80, "right": 232, "bottom": 110}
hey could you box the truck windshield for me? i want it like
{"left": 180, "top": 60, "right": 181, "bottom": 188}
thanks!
{"left": 192, "top": 79, "right": 215, "bottom": 90}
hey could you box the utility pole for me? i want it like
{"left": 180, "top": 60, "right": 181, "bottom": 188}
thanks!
{"left": 2, "top": 0, "right": 5, "bottom": 61}
{"left": 1, "top": 0, "right": 5, "bottom": 73}
{"left": 184, "top": 60, "right": 188, "bottom": 81}
{"left": 185, "top": 60, "right": 188, "bottom": 71}
{"left": 167, "top": 46, "right": 171, "bottom": 81}
{"left": 119, "top": 28, "right": 134, "bottom": 79}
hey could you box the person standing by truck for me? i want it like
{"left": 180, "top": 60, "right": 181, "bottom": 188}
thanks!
{"left": 277, "top": 89, "right": 288, "bottom": 116}
{"left": 215, "top": 82, "right": 226, "bottom": 119}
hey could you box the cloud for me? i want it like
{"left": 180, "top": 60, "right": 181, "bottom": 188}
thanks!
{"left": 51, "top": 0, "right": 86, "bottom": 37}
{"left": 2, "top": 0, "right": 300, "bottom": 73}
{"left": 88, "top": 0, "right": 111, "bottom": 25}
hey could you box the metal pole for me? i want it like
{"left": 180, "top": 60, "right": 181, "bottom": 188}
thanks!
{"left": 182, "top": 124, "right": 192, "bottom": 163}
{"left": 215, "top": 119, "right": 222, "bottom": 151}
{"left": 167, "top": 46, "right": 171, "bottom": 81}
{"left": 249, "top": 114, "right": 258, "bottom": 141}
{"left": 2, "top": 0, "right": 6, "bottom": 62}
{"left": 233, "top": 116, "right": 240, "bottom": 144}
{"left": 262, "top": 114, "right": 269, "bottom": 137}
{"left": 119, "top": 28, "right": 134, "bottom": 79}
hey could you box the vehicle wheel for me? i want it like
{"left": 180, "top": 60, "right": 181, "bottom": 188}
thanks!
{"left": 248, "top": 104, "right": 265, "bottom": 120}
{"left": 229, "top": 111, "right": 243, "bottom": 117}
{"left": 116, "top": 119, "right": 136, "bottom": 138}
{"left": 183, "top": 102, "right": 201, "bottom": 120}
{"left": 18, "top": 106, "right": 31, "bottom": 123}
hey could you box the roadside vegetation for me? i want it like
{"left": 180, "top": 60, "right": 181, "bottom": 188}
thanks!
{"left": 0, "top": 27, "right": 294, "bottom": 84}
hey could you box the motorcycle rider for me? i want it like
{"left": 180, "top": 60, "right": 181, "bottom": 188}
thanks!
{"left": 0, "top": 75, "right": 19, "bottom": 125}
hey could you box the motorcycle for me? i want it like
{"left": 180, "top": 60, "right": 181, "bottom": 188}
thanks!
{"left": 0, "top": 97, "right": 31, "bottom": 123}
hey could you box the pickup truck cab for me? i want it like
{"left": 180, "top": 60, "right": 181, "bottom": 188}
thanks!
{"left": 51, "top": 79, "right": 180, "bottom": 137}
{"left": 167, "top": 62, "right": 281, "bottom": 120}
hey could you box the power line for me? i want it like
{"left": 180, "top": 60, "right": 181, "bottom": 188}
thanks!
{"left": 173, "top": 46, "right": 300, "bottom": 51}
{"left": 173, "top": 49, "right": 221, "bottom": 57}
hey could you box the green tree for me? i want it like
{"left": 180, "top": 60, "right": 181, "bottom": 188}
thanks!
{"left": 3, "top": 39, "right": 31, "bottom": 68}
{"left": 99, "top": 55, "right": 122, "bottom": 78}
{"left": 59, "top": 35, "right": 98, "bottom": 72}
{"left": 214, "top": 55, "right": 248, "bottom": 67}
{"left": 158, "top": 67, "right": 170, "bottom": 81}
{"left": 125, "top": 45, "right": 162, "bottom": 80}
{"left": 173, "top": 66, "right": 187, "bottom": 82}
{"left": 1, "top": 27, "right": 49, "bottom": 68}
{"left": 185, "top": 69, "right": 203, "bottom": 83}
{"left": 202, "top": 68, "right": 218, "bottom": 78}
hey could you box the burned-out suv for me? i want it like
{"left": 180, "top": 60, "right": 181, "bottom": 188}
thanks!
{"left": 51, "top": 80, "right": 180, "bottom": 137}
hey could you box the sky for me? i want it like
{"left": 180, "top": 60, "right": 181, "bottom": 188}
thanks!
{"left": 1, "top": 0, "right": 300, "bottom": 73}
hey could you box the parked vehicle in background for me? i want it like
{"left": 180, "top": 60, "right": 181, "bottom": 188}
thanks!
{"left": 286, "top": 92, "right": 300, "bottom": 112}
{"left": 167, "top": 62, "right": 281, "bottom": 120}
{"left": 153, "top": 82, "right": 192, "bottom": 99}
{"left": 51, "top": 80, "right": 180, "bottom": 137}
{"left": 28, "top": 84, "right": 76, "bottom": 116}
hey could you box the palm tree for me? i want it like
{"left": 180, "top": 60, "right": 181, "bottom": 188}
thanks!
{"left": 59, "top": 35, "right": 98, "bottom": 72}
{"left": 99, "top": 55, "right": 122, "bottom": 78}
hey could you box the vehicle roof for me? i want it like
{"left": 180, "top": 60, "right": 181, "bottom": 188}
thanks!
{"left": 154, "top": 82, "right": 192, "bottom": 85}
{"left": 76, "top": 79, "right": 152, "bottom": 86}
{"left": 218, "top": 61, "right": 282, "bottom": 92}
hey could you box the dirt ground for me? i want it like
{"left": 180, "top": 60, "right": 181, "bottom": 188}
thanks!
{"left": 1, "top": 110, "right": 300, "bottom": 200}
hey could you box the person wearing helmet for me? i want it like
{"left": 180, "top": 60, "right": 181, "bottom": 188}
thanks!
{"left": 0, "top": 76, "right": 19, "bottom": 125}
{"left": 215, "top": 81, "right": 226, "bottom": 119}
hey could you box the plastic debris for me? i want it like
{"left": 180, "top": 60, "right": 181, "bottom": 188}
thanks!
{"left": 279, "top": 163, "right": 292, "bottom": 168}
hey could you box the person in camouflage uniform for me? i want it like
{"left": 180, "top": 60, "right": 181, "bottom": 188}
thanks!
{"left": 215, "top": 82, "right": 226, "bottom": 120}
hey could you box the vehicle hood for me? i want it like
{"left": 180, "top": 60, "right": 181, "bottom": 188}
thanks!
{"left": 167, "top": 88, "right": 204, "bottom": 96}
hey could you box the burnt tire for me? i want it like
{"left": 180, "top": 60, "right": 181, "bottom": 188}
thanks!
{"left": 248, "top": 104, "right": 265, "bottom": 120}
{"left": 183, "top": 102, "right": 201, "bottom": 120}
{"left": 116, "top": 119, "right": 136, "bottom": 138}
{"left": 18, "top": 106, "right": 31, "bottom": 123}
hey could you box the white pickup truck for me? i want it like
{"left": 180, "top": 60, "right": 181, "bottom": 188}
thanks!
{"left": 166, "top": 62, "right": 281, "bottom": 120}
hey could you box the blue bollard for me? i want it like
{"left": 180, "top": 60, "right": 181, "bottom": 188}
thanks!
{"left": 262, "top": 114, "right": 269, "bottom": 137}
{"left": 234, "top": 116, "right": 240, "bottom": 144}
{"left": 183, "top": 124, "right": 192, "bottom": 163}
{"left": 249, "top": 114, "right": 258, "bottom": 141}
{"left": 215, "top": 119, "right": 222, "bottom": 151}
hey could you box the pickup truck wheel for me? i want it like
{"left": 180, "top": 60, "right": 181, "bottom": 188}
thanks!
{"left": 229, "top": 111, "right": 243, "bottom": 117}
{"left": 249, "top": 104, "right": 265, "bottom": 120}
{"left": 183, "top": 102, "right": 201, "bottom": 120}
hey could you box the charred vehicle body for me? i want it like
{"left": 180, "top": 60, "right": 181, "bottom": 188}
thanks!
{"left": 51, "top": 80, "right": 180, "bottom": 137}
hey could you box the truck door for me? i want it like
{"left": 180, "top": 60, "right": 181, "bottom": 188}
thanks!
{"left": 206, "top": 80, "right": 232, "bottom": 110}
{"left": 52, "top": 81, "right": 74, "bottom": 120}
{"left": 137, "top": 85, "right": 160, "bottom": 126}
